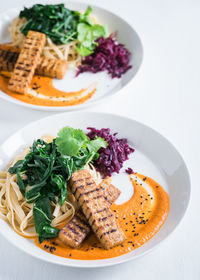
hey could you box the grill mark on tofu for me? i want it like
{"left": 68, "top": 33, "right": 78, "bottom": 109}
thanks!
{"left": 96, "top": 207, "right": 108, "bottom": 213}
{"left": 99, "top": 214, "right": 114, "bottom": 222}
{"left": 75, "top": 212, "right": 90, "bottom": 227}
{"left": 77, "top": 187, "right": 100, "bottom": 199}
{"left": 66, "top": 225, "right": 81, "bottom": 236}
{"left": 100, "top": 229, "right": 117, "bottom": 239}
{"left": 93, "top": 195, "right": 103, "bottom": 200}
{"left": 71, "top": 221, "right": 87, "bottom": 233}
{"left": 8, "top": 31, "right": 46, "bottom": 94}
{"left": 74, "top": 185, "right": 84, "bottom": 196}
{"left": 70, "top": 170, "right": 126, "bottom": 249}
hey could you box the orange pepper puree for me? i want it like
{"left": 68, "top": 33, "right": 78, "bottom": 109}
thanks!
{"left": 0, "top": 74, "right": 96, "bottom": 107}
{"left": 35, "top": 174, "right": 169, "bottom": 260}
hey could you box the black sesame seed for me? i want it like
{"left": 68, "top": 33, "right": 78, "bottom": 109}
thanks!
{"left": 49, "top": 247, "right": 55, "bottom": 253}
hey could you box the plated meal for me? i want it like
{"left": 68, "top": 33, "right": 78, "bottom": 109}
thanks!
{"left": 0, "top": 3, "right": 143, "bottom": 110}
{"left": 0, "top": 112, "right": 191, "bottom": 266}
{"left": 0, "top": 124, "right": 169, "bottom": 260}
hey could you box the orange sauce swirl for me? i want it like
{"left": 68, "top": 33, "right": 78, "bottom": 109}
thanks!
{"left": 0, "top": 74, "right": 96, "bottom": 107}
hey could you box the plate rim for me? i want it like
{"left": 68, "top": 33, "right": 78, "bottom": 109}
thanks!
{"left": 0, "top": 111, "right": 191, "bottom": 267}
{"left": 0, "top": 0, "right": 143, "bottom": 111}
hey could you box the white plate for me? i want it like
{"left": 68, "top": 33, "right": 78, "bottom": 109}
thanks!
{"left": 0, "top": 0, "right": 143, "bottom": 111}
{"left": 0, "top": 112, "right": 190, "bottom": 267}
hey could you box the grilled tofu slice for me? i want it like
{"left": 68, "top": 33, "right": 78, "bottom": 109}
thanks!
{"left": 70, "top": 170, "right": 126, "bottom": 249}
{"left": 36, "top": 57, "right": 67, "bottom": 79}
{"left": 8, "top": 31, "right": 46, "bottom": 94}
{"left": 59, "top": 211, "right": 90, "bottom": 248}
{"left": 100, "top": 178, "right": 121, "bottom": 206}
{"left": 0, "top": 45, "right": 68, "bottom": 79}
{"left": 0, "top": 48, "right": 19, "bottom": 72}
{"left": 59, "top": 179, "right": 121, "bottom": 248}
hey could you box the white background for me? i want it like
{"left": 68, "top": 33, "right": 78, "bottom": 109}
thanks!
{"left": 0, "top": 0, "right": 199, "bottom": 279}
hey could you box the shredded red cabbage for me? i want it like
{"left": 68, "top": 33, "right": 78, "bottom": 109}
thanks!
{"left": 125, "top": 167, "right": 134, "bottom": 174}
{"left": 87, "top": 127, "right": 134, "bottom": 177}
{"left": 77, "top": 36, "right": 132, "bottom": 78}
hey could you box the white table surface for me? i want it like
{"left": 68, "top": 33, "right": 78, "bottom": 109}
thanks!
{"left": 0, "top": 0, "right": 199, "bottom": 279}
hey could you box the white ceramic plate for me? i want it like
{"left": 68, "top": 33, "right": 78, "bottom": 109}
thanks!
{"left": 0, "top": 1, "right": 143, "bottom": 111}
{"left": 0, "top": 112, "right": 190, "bottom": 267}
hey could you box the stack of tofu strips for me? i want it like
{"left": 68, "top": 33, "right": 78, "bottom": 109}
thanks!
{"left": 59, "top": 169, "right": 126, "bottom": 249}
{"left": 0, "top": 31, "right": 68, "bottom": 94}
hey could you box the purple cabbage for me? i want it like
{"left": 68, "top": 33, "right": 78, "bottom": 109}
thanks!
{"left": 125, "top": 167, "right": 134, "bottom": 175}
{"left": 77, "top": 36, "right": 132, "bottom": 78}
{"left": 87, "top": 127, "right": 134, "bottom": 177}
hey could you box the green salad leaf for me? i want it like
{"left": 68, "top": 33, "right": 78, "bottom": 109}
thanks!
{"left": 79, "top": 6, "right": 93, "bottom": 25}
{"left": 76, "top": 23, "right": 106, "bottom": 56}
{"left": 8, "top": 126, "right": 107, "bottom": 243}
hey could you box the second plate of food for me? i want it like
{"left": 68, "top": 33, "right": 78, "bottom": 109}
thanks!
{"left": 0, "top": 1, "right": 143, "bottom": 111}
{"left": 0, "top": 112, "right": 190, "bottom": 267}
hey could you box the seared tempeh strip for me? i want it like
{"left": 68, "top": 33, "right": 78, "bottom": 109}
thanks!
{"left": 0, "top": 45, "right": 68, "bottom": 79}
{"left": 8, "top": 31, "right": 46, "bottom": 93}
{"left": 59, "top": 179, "right": 121, "bottom": 248}
{"left": 70, "top": 170, "right": 126, "bottom": 249}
